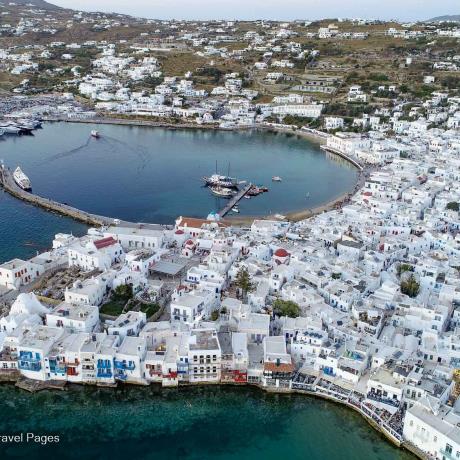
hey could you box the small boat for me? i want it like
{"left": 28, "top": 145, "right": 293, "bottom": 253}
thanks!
{"left": 0, "top": 124, "right": 21, "bottom": 134}
{"left": 306, "top": 192, "right": 310, "bottom": 198}
{"left": 91, "top": 130, "right": 100, "bottom": 138}
{"left": 13, "top": 166, "right": 32, "bottom": 191}
{"left": 231, "top": 206, "right": 240, "bottom": 213}
{"left": 209, "top": 186, "right": 235, "bottom": 198}
{"left": 272, "top": 176, "right": 282, "bottom": 182}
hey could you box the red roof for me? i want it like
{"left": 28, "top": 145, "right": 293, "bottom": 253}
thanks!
{"left": 94, "top": 236, "right": 117, "bottom": 250}
{"left": 264, "top": 362, "right": 295, "bottom": 373}
{"left": 274, "top": 248, "right": 289, "bottom": 258}
{"left": 175, "top": 230, "right": 184, "bottom": 235}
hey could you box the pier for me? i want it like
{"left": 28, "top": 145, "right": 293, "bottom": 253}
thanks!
{"left": 218, "top": 183, "right": 253, "bottom": 218}
{"left": 0, "top": 165, "right": 116, "bottom": 226}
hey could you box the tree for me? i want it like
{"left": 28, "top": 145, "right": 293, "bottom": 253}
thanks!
{"left": 113, "top": 284, "right": 133, "bottom": 301}
{"left": 235, "top": 267, "right": 255, "bottom": 301}
{"left": 397, "top": 263, "right": 413, "bottom": 277}
{"left": 210, "top": 310, "right": 219, "bottom": 321}
{"left": 272, "top": 299, "right": 301, "bottom": 318}
{"left": 446, "top": 202, "right": 459, "bottom": 212}
{"left": 400, "top": 275, "right": 420, "bottom": 298}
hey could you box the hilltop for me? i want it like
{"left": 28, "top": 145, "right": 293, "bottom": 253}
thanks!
{"left": 427, "top": 14, "right": 460, "bottom": 22}
{"left": 6, "top": 0, "right": 62, "bottom": 10}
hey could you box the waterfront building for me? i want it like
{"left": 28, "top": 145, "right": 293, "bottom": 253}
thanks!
{"left": 17, "top": 325, "right": 64, "bottom": 381}
{"left": 403, "top": 397, "right": 460, "bottom": 460}
{"left": 0, "top": 258, "right": 44, "bottom": 290}
{"left": 188, "top": 329, "right": 221, "bottom": 383}
{"left": 114, "top": 336, "right": 147, "bottom": 383}
{"left": 67, "top": 237, "right": 124, "bottom": 271}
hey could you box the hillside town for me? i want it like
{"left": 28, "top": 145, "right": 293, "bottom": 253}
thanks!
{"left": 1, "top": 1, "right": 460, "bottom": 460}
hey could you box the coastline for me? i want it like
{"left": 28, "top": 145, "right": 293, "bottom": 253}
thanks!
{"left": 0, "top": 119, "right": 414, "bottom": 458}
{"left": 0, "top": 374, "right": 420, "bottom": 459}
{"left": 8, "top": 117, "right": 361, "bottom": 226}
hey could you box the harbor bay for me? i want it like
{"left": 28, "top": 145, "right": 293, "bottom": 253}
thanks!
{"left": 0, "top": 121, "right": 357, "bottom": 222}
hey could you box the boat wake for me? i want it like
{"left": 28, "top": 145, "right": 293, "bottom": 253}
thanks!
{"left": 102, "top": 135, "right": 153, "bottom": 175}
{"left": 41, "top": 137, "right": 92, "bottom": 164}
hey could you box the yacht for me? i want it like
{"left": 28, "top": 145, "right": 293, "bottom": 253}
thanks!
{"left": 13, "top": 167, "right": 32, "bottom": 191}
{"left": 0, "top": 124, "right": 21, "bottom": 134}
{"left": 272, "top": 176, "right": 282, "bottom": 182}
{"left": 203, "top": 174, "right": 238, "bottom": 189}
{"left": 91, "top": 130, "right": 100, "bottom": 138}
{"left": 209, "top": 186, "right": 235, "bottom": 198}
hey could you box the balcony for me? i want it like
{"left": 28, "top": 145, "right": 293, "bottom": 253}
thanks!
{"left": 114, "top": 361, "right": 135, "bottom": 371}
{"left": 366, "top": 392, "right": 400, "bottom": 408}
{"left": 97, "top": 370, "right": 113, "bottom": 378}
{"left": 97, "top": 360, "right": 112, "bottom": 369}
{"left": 18, "top": 361, "right": 41, "bottom": 371}
{"left": 115, "top": 372, "right": 127, "bottom": 381}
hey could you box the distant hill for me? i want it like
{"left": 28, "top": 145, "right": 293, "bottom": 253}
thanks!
{"left": 427, "top": 14, "right": 460, "bottom": 22}
{"left": 7, "top": 0, "right": 62, "bottom": 10}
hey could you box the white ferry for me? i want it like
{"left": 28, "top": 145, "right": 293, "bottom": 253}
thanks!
{"left": 13, "top": 167, "right": 32, "bottom": 191}
{"left": 91, "top": 130, "right": 100, "bottom": 138}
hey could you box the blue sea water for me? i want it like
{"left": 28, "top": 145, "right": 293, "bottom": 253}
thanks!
{"left": 0, "top": 122, "right": 357, "bottom": 262}
{"left": 0, "top": 124, "right": 413, "bottom": 459}
{"left": 0, "top": 385, "right": 414, "bottom": 460}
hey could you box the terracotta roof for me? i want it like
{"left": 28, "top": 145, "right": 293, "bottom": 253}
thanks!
{"left": 94, "top": 236, "right": 117, "bottom": 250}
{"left": 274, "top": 248, "right": 289, "bottom": 258}
{"left": 175, "top": 230, "right": 184, "bottom": 235}
{"left": 176, "top": 217, "right": 228, "bottom": 229}
{"left": 264, "top": 362, "right": 295, "bottom": 373}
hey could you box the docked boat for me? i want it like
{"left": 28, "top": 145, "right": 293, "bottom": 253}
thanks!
{"left": 209, "top": 186, "right": 235, "bottom": 198}
{"left": 203, "top": 161, "right": 238, "bottom": 189}
{"left": 272, "top": 176, "right": 282, "bottom": 182}
{"left": 231, "top": 206, "right": 240, "bottom": 213}
{"left": 203, "top": 174, "right": 238, "bottom": 189}
{"left": 13, "top": 166, "right": 32, "bottom": 191}
{"left": 0, "top": 124, "right": 21, "bottom": 134}
{"left": 91, "top": 130, "right": 100, "bottom": 138}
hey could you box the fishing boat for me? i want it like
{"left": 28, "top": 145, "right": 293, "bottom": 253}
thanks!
{"left": 272, "top": 176, "right": 282, "bottom": 182}
{"left": 13, "top": 166, "right": 32, "bottom": 191}
{"left": 209, "top": 186, "right": 235, "bottom": 198}
{"left": 247, "top": 185, "right": 262, "bottom": 196}
{"left": 91, "top": 130, "right": 100, "bottom": 138}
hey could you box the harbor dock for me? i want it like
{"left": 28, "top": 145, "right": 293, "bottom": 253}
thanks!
{"left": 0, "top": 165, "right": 116, "bottom": 227}
{"left": 218, "top": 183, "right": 253, "bottom": 218}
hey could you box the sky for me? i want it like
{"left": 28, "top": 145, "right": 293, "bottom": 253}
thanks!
{"left": 50, "top": 0, "right": 459, "bottom": 22}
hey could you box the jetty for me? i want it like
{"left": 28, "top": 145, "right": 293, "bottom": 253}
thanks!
{"left": 0, "top": 165, "right": 116, "bottom": 226}
{"left": 218, "top": 183, "right": 252, "bottom": 218}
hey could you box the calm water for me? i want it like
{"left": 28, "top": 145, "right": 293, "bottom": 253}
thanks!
{"left": 1, "top": 121, "right": 356, "bottom": 228}
{"left": 0, "top": 385, "right": 414, "bottom": 460}
{"left": 0, "top": 126, "right": 407, "bottom": 459}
